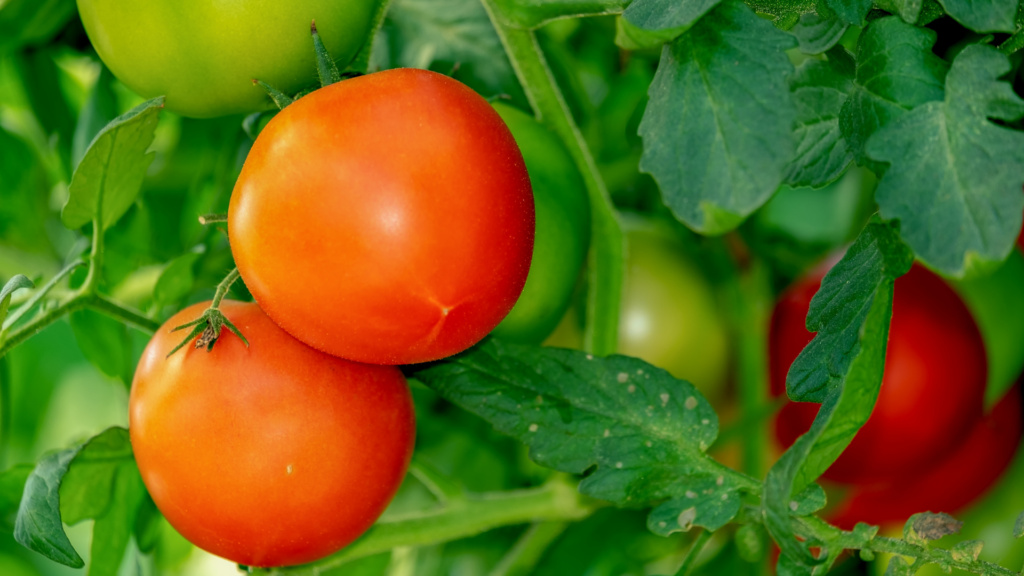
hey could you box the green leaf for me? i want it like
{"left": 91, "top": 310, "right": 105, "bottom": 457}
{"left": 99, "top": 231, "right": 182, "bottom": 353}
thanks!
{"left": 69, "top": 309, "right": 133, "bottom": 386}
{"left": 791, "top": 12, "right": 849, "bottom": 54}
{"left": 615, "top": 16, "right": 685, "bottom": 50}
{"left": 135, "top": 496, "right": 192, "bottom": 570}
{"left": 788, "top": 483, "right": 827, "bottom": 516}
{"left": 0, "top": 275, "right": 34, "bottom": 327}
{"left": 838, "top": 17, "right": 948, "bottom": 172}
{"left": 826, "top": 0, "right": 872, "bottom": 25}
{"left": 867, "top": 45, "right": 1024, "bottom": 278}
{"left": 883, "top": 556, "right": 915, "bottom": 576}
{"left": 777, "top": 553, "right": 814, "bottom": 575}
{"left": 153, "top": 248, "right": 204, "bottom": 307}
{"left": 1014, "top": 510, "right": 1024, "bottom": 538}
{"left": 0, "top": 0, "right": 76, "bottom": 52}
{"left": 622, "top": 0, "right": 722, "bottom": 38}
{"left": 904, "top": 512, "right": 962, "bottom": 544}
{"left": 785, "top": 46, "right": 856, "bottom": 188}
{"left": 409, "top": 339, "right": 758, "bottom": 536}
{"left": 0, "top": 464, "right": 33, "bottom": 533}
{"left": 937, "top": 0, "right": 1018, "bottom": 32}
{"left": 638, "top": 0, "right": 797, "bottom": 235}
{"left": 734, "top": 523, "right": 767, "bottom": 562}
{"left": 72, "top": 66, "right": 118, "bottom": 171}
{"left": 61, "top": 97, "right": 163, "bottom": 232}
{"left": 14, "top": 447, "right": 86, "bottom": 567}
{"left": 893, "top": 0, "right": 925, "bottom": 23}
{"left": 950, "top": 540, "right": 984, "bottom": 562}
{"left": 763, "top": 219, "right": 913, "bottom": 565}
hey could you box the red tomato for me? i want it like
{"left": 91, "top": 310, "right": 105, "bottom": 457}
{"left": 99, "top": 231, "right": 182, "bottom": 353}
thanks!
{"left": 130, "top": 301, "right": 415, "bottom": 567}
{"left": 228, "top": 68, "right": 535, "bottom": 365}
{"left": 828, "top": 385, "right": 1022, "bottom": 529}
{"left": 771, "top": 264, "right": 987, "bottom": 485}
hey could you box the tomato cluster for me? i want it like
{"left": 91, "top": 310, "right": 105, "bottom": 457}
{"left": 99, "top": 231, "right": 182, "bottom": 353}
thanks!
{"left": 130, "top": 68, "right": 537, "bottom": 567}
{"left": 770, "top": 261, "right": 1023, "bottom": 527}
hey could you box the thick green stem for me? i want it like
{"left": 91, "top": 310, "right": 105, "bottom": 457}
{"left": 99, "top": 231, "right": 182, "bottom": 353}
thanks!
{"left": 482, "top": 6, "right": 624, "bottom": 356}
{"left": 674, "top": 529, "right": 713, "bottom": 576}
{"left": 2, "top": 260, "right": 85, "bottom": 331}
{"left": 488, "top": 0, "right": 629, "bottom": 29}
{"left": 212, "top": 268, "right": 241, "bottom": 309}
{"left": 257, "top": 478, "right": 595, "bottom": 575}
{"left": 82, "top": 217, "right": 104, "bottom": 295}
{"left": 86, "top": 295, "right": 161, "bottom": 333}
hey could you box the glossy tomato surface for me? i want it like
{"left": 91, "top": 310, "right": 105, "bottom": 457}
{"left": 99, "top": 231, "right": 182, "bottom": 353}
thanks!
{"left": 490, "top": 102, "right": 589, "bottom": 344}
{"left": 617, "top": 219, "right": 729, "bottom": 401}
{"left": 828, "top": 385, "right": 1022, "bottom": 529}
{"left": 130, "top": 301, "right": 415, "bottom": 567}
{"left": 771, "top": 263, "right": 987, "bottom": 484}
{"left": 77, "top": 0, "right": 378, "bottom": 118}
{"left": 229, "top": 69, "right": 535, "bottom": 365}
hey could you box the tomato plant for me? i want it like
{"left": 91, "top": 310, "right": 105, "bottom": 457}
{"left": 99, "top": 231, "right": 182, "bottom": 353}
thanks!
{"left": 76, "top": 0, "right": 381, "bottom": 118}
{"left": 771, "top": 263, "right": 987, "bottom": 484}
{"left": 131, "top": 301, "right": 414, "bottom": 567}
{"left": 229, "top": 68, "right": 535, "bottom": 365}
{"left": 489, "top": 102, "right": 590, "bottom": 345}
{"left": 1, "top": 0, "right": 1024, "bottom": 575}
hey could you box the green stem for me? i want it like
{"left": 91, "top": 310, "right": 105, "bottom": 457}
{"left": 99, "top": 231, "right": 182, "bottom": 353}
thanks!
{"left": 0, "top": 356, "right": 9, "bottom": 469}
{"left": 488, "top": 0, "right": 629, "bottom": 29}
{"left": 674, "top": 529, "right": 713, "bottom": 576}
{"left": 482, "top": 7, "right": 624, "bottom": 357}
{"left": 1, "top": 260, "right": 86, "bottom": 331}
{"left": 488, "top": 521, "right": 569, "bottom": 576}
{"left": 86, "top": 295, "right": 161, "bottom": 333}
{"left": 83, "top": 216, "right": 104, "bottom": 295}
{"left": 257, "top": 478, "right": 594, "bottom": 575}
{"left": 212, "top": 268, "right": 241, "bottom": 309}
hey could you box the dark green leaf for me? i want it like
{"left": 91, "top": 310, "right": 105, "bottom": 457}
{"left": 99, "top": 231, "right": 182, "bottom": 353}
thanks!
{"left": 893, "top": 0, "right": 924, "bottom": 23}
{"left": 638, "top": 0, "right": 796, "bottom": 235}
{"left": 72, "top": 67, "right": 118, "bottom": 171}
{"left": 826, "top": 0, "right": 872, "bottom": 25}
{"left": 14, "top": 447, "right": 86, "bottom": 567}
{"left": 0, "top": 464, "right": 33, "bottom": 532}
{"left": 87, "top": 463, "right": 145, "bottom": 576}
{"left": 153, "top": 249, "right": 204, "bottom": 307}
{"left": 0, "top": 0, "right": 76, "bottom": 52}
{"left": 791, "top": 12, "right": 849, "bottom": 54}
{"left": 59, "top": 428, "right": 134, "bottom": 525}
{"left": 62, "top": 97, "right": 163, "bottom": 231}
{"left": 0, "top": 275, "right": 34, "bottom": 327}
{"left": 11, "top": 50, "right": 75, "bottom": 169}
{"left": 777, "top": 553, "right": 814, "bottom": 575}
{"left": 622, "top": 0, "right": 722, "bottom": 37}
{"left": 838, "top": 17, "right": 948, "bottom": 171}
{"left": 763, "top": 219, "right": 912, "bottom": 565}
{"left": 410, "top": 339, "right": 758, "bottom": 535}
{"left": 616, "top": 16, "right": 685, "bottom": 50}
{"left": 937, "top": 0, "right": 1017, "bottom": 32}
{"left": 867, "top": 45, "right": 1024, "bottom": 278}
{"left": 786, "top": 46, "right": 856, "bottom": 188}
{"left": 69, "top": 310, "right": 133, "bottom": 385}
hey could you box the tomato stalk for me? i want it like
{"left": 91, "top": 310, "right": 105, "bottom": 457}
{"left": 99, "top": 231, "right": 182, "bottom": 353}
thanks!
{"left": 479, "top": 4, "right": 624, "bottom": 357}
{"left": 488, "top": 521, "right": 569, "bottom": 576}
{"left": 673, "top": 529, "right": 714, "bottom": 576}
{"left": 252, "top": 472, "right": 596, "bottom": 574}
{"left": 167, "top": 267, "right": 248, "bottom": 356}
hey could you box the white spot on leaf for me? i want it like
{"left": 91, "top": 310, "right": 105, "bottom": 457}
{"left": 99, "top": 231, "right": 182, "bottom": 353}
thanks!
{"left": 685, "top": 396, "right": 698, "bottom": 410}
{"left": 628, "top": 385, "right": 636, "bottom": 393}
{"left": 603, "top": 429, "right": 610, "bottom": 437}
{"left": 616, "top": 462, "right": 623, "bottom": 469}
{"left": 716, "top": 476, "right": 724, "bottom": 486}
{"left": 529, "top": 423, "right": 538, "bottom": 432}
{"left": 660, "top": 393, "right": 670, "bottom": 406}
{"left": 789, "top": 501, "right": 799, "bottom": 511}
{"left": 678, "top": 507, "right": 697, "bottom": 531}
{"left": 686, "top": 491, "right": 697, "bottom": 499}
{"left": 617, "top": 372, "right": 629, "bottom": 383}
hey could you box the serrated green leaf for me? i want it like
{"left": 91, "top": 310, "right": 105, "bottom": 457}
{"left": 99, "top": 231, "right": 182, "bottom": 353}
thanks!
{"left": 0, "top": 464, "right": 32, "bottom": 533}
{"left": 950, "top": 540, "right": 984, "bottom": 562}
{"left": 0, "top": 275, "right": 34, "bottom": 327}
{"left": 937, "top": 0, "right": 1017, "bottom": 32}
{"left": 883, "top": 556, "right": 916, "bottom": 576}
{"left": 622, "top": 0, "right": 722, "bottom": 37}
{"left": 763, "top": 219, "right": 912, "bottom": 565}
{"left": 826, "top": 0, "right": 872, "bottom": 25}
{"left": 838, "top": 17, "right": 948, "bottom": 171}
{"left": 14, "top": 447, "right": 86, "bottom": 567}
{"left": 153, "top": 249, "right": 204, "bottom": 307}
{"left": 791, "top": 12, "right": 849, "bottom": 54}
{"left": 786, "top": 46, "right": 856, "bottom": 188}
{"left": 867, "top": 45, "right": 1024, "bottom": 278}
{"left": 638, "top": 0, "right": 796, "bottom": 235}
{"left": 615, "top": 16, "right": 684, "bottom": 50}
{"left": 59, "top": 428, "right": 134, "bottom": 526}
{"left": 61, "top": 97, "right": 163, "bottom": 232}
{"left": 69, "top": 310, "right": 133, "bottom": 386}
{"left": 788, "top": 483, "right": 827, "bottom": 516}
{"left": 410, "top": 339, "right": 758, "bottom": 535}
{"left": 72, "top": 66, "right": 117, "bottom": 171}
{"left": 893, "top": 0, "right": 924, "bottom": 23}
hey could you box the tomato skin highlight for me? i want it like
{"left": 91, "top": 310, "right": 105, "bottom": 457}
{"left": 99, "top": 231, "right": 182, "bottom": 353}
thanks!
{"left": 770, "top": 264, "right": 987, "bottom": 485}
{"left": 490, "top": 103, "right": 590, "bottom": 345}
{"left": 130, "top": 301, "right": 415, "bottom": 567}
{"left": 828, "top": 384, "right": 1022, "bottom": 529}
{"left": 229, "top": 68, "right": 535, "bottom": 365}
{"left": 76, "top": 0, "right": 378, "bottom": 118}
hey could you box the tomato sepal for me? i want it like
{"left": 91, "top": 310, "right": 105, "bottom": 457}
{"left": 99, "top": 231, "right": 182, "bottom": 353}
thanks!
{"left": 252, "top": 79, "right": 294, "bottom": 110}
{"left": 311, "top": 19, "right": 342, "bottom": 87}
{"left": 166, "top": 267, "right": 249, "bottom": 357}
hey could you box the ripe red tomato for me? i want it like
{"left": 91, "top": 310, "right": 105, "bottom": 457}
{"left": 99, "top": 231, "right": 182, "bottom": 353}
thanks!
{"left": 771, "top": 264, "right": 987, "bottom": 485}
{"left": 828, "top": 384, "right": 1022, "bottom": 529}
{"left": 228, "top": 68, "right": 534, "bottom": 365}
{"left": 130, "top": 301, "right": 415, "bottom": 567}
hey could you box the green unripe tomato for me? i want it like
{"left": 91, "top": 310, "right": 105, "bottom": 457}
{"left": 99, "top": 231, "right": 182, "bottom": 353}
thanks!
{"left": 490, "top": 103, "right": 590, "bottom": 344}
{"left": 617, "top": 219, "right": 729, "bottom": 401}
{"left": 76, "top": 0, "right": 379, "bottom": 118}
